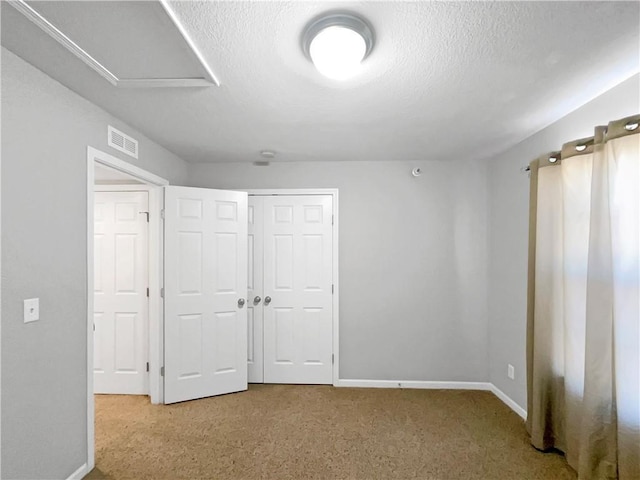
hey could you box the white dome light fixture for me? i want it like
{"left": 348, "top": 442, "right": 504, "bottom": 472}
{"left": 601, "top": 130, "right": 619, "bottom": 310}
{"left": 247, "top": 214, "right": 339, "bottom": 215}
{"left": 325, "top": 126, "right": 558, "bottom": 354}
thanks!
{"left": 302, "top": 13, "right": 375, "bottom": 81}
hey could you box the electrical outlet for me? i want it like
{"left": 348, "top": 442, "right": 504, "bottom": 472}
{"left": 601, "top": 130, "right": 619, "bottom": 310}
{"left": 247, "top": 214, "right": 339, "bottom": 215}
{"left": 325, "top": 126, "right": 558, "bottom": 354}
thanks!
{"left": 507, "top": 364, "right": 515, "bottom": 380}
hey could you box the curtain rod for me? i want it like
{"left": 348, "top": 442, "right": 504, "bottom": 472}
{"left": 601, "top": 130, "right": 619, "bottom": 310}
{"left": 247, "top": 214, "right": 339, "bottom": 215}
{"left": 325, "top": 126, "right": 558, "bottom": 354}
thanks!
{"left": 519, "top": 117, "right": 639, "bottom": 177}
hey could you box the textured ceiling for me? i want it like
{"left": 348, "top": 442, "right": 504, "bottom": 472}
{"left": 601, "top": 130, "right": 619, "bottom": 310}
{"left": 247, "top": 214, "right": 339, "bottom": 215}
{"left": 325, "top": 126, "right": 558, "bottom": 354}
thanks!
{"left": 2, "top": 1, "right": 639, "bottom": 163}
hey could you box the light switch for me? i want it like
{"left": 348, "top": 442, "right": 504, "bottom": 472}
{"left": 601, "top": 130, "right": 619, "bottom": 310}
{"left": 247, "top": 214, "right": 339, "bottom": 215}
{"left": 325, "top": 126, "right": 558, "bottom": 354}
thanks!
{"left": 24, "top": 298, "right": 40, "bottom": 323}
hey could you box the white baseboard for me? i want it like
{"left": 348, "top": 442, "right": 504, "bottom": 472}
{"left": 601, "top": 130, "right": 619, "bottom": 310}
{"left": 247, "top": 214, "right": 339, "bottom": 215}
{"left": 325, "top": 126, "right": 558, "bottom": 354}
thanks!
{"left": 335, "top": 379, "right": 493, "bottom": 391}
{"left": 490, "top": 384, "right": 527, "bottom": 420}
{"left": 335, "top": 379, "right": 527, "bottom": 420}
{"left": 66, "top": 462, "right": 89, "bottom": 480}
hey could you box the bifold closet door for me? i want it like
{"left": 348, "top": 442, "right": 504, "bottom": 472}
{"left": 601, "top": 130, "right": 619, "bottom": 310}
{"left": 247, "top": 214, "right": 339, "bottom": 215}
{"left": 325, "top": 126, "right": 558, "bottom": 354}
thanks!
{"left": 262, "top": 195, "right": 333, "bottom": 384}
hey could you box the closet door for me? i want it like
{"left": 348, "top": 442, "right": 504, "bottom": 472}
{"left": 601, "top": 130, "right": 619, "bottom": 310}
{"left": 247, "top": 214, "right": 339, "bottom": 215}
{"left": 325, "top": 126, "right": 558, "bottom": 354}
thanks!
{"left": 247, "top": 196, "right": 264, "bottom": 383}
{"left": 262, "top": 195, "right": 333, "bottom": 384}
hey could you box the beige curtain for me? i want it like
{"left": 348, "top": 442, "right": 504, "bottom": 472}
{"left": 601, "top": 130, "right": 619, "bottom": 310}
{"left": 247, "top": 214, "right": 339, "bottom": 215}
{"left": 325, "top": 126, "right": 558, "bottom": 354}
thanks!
{"left": 526, "top": 114, "right": 640, "bottom": 479}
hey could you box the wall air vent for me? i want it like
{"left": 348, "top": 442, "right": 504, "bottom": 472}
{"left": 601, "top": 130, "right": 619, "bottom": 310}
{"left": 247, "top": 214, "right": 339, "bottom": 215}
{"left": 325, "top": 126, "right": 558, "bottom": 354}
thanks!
{"left": 108, "top": 125, "right": 138, "bottom": 159}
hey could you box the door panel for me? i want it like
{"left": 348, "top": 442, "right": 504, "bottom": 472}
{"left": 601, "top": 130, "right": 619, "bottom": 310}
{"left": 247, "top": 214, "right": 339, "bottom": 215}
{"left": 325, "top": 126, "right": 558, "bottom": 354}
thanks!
{"left": 263, "top": 195, "right": 333, "bottom": 384}
{"left": 247, "top": 197, "right": 264, "bottom": 382}
{"left": 94, "top": 191, "right": 149, "bottom": 395}
{"left": 164, "top": 186, "right": 248, "bottom": 404}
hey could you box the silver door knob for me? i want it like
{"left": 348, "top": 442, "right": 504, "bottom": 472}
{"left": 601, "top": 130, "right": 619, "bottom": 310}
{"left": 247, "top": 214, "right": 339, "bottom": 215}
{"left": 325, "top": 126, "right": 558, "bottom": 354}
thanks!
{"left": 253, "top": 296, "right": 261, "bottom": 304}
{"left": 237, "top": 298, "right": 245, "bottom": 307}
{"left": 264, "top": 296, "right": 272, "bottom": 305}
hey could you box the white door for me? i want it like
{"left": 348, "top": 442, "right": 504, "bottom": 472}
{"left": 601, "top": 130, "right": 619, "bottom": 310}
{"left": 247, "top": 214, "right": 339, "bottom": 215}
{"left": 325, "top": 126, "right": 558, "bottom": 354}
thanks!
{"left": 248, "top": 197, "right": 264, "bottom": 383}
{"left": 94, "top": 191, "right": 149, "bottom": 394}
{"left": 164, "top": 186, "right": 248, "bottom": 404}
{"left": 262, "top": 195, "right": 334, "bottom": 384}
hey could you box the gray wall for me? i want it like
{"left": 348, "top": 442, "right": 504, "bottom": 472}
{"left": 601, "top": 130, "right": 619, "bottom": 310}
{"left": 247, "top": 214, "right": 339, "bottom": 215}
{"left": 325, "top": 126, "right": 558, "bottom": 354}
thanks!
{"left": 1, "top": 48, "right": 188, "bottom": 479}
{"left": 188, "top": 160, "right": 490, "bottom": 382}
{"left": 487, "top": 73, "right": 640, "bottom": 410}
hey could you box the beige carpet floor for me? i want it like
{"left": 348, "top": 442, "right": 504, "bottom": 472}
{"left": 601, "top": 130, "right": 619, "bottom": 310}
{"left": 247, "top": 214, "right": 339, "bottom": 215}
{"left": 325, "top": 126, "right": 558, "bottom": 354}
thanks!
{"left": 91, "top": 384, "right": 576, "bottom": 480}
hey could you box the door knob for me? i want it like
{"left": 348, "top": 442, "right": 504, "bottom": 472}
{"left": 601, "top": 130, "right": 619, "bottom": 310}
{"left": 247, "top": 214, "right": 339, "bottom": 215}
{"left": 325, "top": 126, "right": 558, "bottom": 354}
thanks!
{"left": 237, "top": 298, "right": 245, "bottom": 307}
{"left": 264, "top": 296, "right": 271, "bottom": 305}
{"left": 253, "top": 296, "right": 261, "bottom": 304}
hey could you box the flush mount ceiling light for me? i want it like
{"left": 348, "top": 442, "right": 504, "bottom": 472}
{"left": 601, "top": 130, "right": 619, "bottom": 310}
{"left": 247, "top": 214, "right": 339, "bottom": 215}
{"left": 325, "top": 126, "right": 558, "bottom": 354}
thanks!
{"left": 302, "top": 12, "right": 374, "bottom": 81}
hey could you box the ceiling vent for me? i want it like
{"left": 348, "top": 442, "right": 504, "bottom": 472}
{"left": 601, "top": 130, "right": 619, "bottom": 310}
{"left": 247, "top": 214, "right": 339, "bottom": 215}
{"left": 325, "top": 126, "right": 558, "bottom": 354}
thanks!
{"left": 108, "top": 125, "right": 138, "bottom": 159}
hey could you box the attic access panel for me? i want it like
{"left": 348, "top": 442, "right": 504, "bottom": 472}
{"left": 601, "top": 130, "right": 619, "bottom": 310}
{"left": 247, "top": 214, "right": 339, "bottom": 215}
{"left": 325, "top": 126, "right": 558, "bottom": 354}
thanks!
{"left": 21, "top": 0, "right": 217, "bottom": 85}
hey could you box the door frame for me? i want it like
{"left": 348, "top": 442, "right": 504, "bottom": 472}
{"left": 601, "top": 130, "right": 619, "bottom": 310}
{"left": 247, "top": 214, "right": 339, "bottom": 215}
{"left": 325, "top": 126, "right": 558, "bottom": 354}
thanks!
{"left": 86, "top": 146, "right": 168, "bottom": 472}
{"left": 245, "top": 189, "right": 340, "bottom": 386}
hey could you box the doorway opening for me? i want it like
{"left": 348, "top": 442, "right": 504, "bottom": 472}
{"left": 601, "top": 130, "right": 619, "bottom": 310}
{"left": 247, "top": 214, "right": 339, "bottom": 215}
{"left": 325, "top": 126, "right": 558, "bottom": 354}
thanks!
{"left": 86, "top": 147, "right": 167, "bottom": 473}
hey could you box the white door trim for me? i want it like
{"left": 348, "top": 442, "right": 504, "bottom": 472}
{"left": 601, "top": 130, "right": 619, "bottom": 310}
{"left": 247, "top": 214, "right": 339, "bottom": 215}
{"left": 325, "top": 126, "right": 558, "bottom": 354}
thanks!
{"left": 92, "top": 147, "right": 169, "bottom": 186}
{"left": 86, "top": 147, "right": 168, "bottom": 472}
{"left": 245, "top": 189, "right": 340, "bottom": 386}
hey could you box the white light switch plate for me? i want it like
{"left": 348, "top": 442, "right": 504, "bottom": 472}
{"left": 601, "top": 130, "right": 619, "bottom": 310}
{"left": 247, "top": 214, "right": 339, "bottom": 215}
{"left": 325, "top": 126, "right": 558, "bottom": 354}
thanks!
{"left": 507, "top": 364, "right": 515, "bottom": 380}
{"left": 24, "top": 298, "right": 40, "bottom": 323}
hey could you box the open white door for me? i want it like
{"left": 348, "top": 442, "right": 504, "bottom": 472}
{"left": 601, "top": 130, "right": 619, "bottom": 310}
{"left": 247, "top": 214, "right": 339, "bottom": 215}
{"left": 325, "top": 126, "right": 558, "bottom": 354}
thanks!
{"left": 164, "top": 186, "right": 248, "bottom": 404}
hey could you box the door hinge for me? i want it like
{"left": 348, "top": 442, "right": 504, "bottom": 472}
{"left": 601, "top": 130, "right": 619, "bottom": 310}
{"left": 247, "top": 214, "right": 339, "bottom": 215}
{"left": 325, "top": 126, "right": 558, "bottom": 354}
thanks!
{"left": 332, "top": 354, "right": 334, "bottom": 365}
{"left": 160, "top": 209, "right": 165, "bottom": 219}
{"left": 146, "top": 287, "right": 150, "bottom": 297}
{"left": 160, "top": 366, "right": 165, "bottom": 377}
{"left": 331, "top": 284, "right": 334, "bottom": 294}
{"left": 146, "top": 362, "right": 150, "bottom": 372}
{"left": 160, "top": 287, "right": 164, "bottom": 298}
{"left": 93, "top": 323, "right": 95, "bottom": 332}
{"left": 332, "top": 215, "right": 334, "bottom": 225}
